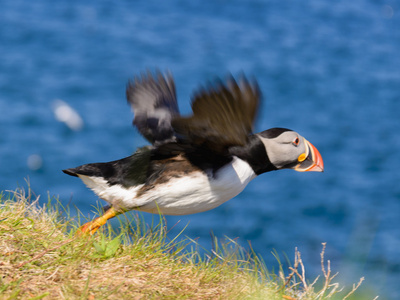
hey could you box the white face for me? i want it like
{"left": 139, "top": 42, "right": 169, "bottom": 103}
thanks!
{"left": 257, "top": 130, "right": 308, "bottom": 170}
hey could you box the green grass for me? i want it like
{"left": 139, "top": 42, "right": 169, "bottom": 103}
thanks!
{"left": 0, "top": 189, "right": 371, "bottom": 300}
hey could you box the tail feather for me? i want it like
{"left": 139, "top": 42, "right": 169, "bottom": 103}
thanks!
{"left": 62, "top": 162, "right": 115, "bottom": 178}
{"left": 62, "top": 168, "right": 79, "bottom": 177}
{"left": 62, "top": 148, "right": 152, "bottom": 187}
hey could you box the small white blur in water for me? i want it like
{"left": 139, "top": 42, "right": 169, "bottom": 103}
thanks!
{"left": 52, "top": 99, "right": 84, "bottom": 131}
{"left": 27, "top": 154, "right": 43, "bottom": 171}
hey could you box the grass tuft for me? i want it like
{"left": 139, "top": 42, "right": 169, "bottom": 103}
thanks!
{"left": 0, "top": 189, "right": 371, "bottom": 299}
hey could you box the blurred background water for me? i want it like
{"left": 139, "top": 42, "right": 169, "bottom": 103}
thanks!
{"left": 1, "top": 0, "right": 399, "bottom": 298}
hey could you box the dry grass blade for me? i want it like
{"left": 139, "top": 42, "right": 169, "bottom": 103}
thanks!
{"left": 275, "top": 242, "right": 369, "bottom": 300}
{"left": 342, "top": 277, "right": 365, "bottom": 300}
{"left": 16, "top": 237, "right": 76, "bottom": 268}
{"left": 277, "top": 248, "right": 300, "bottom": 293}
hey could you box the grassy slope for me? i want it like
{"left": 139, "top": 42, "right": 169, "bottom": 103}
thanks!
{"left": 0, "top": 190, "right": 368, "bottom": 300}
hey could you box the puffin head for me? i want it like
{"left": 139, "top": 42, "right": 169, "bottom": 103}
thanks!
{"left": 257, "top": 128, "right": 324, "bottom": 172}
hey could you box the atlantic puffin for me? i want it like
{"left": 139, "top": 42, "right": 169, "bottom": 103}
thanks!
{"left": 63, "top": 71, "right": 324, "bottom": 235}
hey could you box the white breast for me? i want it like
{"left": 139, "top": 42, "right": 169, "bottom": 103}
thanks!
{"left": 79, "top": 157, "right": 256, "bottom": 216}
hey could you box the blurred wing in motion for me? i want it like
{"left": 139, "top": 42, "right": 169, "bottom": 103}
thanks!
{"left": 126, "top": 71, "right": 180, "bottom": 145}
{"left": 171, "top": 76, "right": 261, "bottom": 155}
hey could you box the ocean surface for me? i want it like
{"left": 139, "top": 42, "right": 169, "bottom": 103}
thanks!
{"left": 1, "top": 1, "right": 399, "bottom": 298}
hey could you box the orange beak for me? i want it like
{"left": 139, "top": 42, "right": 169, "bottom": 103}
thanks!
{"left": 294, "top": 139, "right": 324, "bottom": 172}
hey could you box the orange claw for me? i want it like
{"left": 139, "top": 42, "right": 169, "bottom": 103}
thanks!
{"left": 76, "top": 207, "right": 119, "bottom": 236}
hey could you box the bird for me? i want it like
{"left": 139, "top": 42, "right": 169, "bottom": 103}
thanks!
{"left": 63, "top": 71, "right": 324, "bottom": 235}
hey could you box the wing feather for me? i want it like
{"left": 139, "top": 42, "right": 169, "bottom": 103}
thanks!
{"left": 171, "top": 75, "right": 260, "bottom": 155}
{"left": 126, "top": 71, "right": 179, "bottom": 144}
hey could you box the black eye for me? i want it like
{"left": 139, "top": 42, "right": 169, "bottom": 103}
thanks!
{"left": 293, "top": 137, "right": 300, "bottom": 146}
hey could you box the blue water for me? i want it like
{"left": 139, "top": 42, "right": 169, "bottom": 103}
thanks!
{"left": 1, "top": 1, "right": 399, "bottom": 298}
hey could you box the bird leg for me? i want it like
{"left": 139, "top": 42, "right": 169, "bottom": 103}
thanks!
{"left": 77, "top": 206, "right": 120, "bottom": 235}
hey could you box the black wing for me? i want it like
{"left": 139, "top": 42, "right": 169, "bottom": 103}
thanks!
{"left": 171, "top": 75, "right": 261, "bottom": 155}
{"left": 126, "top": 71, "right": 180, "bottom": 145}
